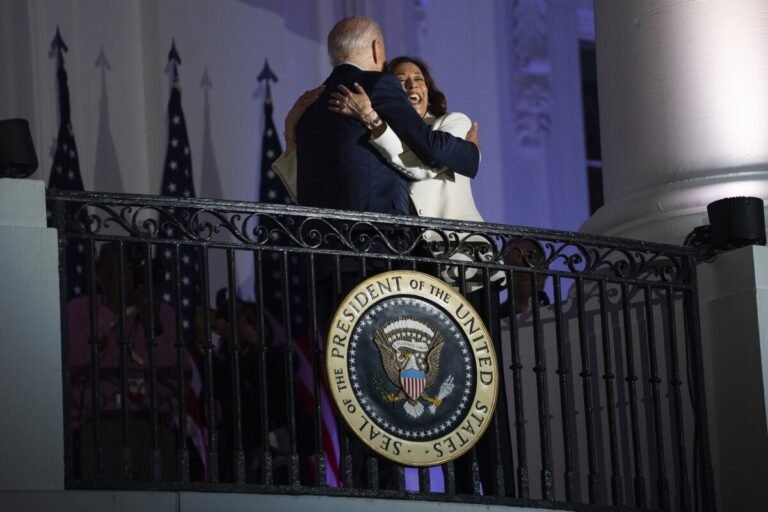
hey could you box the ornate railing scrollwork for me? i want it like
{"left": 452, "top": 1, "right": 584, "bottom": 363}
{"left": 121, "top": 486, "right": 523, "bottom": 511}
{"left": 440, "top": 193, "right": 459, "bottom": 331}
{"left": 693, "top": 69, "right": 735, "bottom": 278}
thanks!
{"left": 48, "top": 190, "right": 696, "bottom": 287}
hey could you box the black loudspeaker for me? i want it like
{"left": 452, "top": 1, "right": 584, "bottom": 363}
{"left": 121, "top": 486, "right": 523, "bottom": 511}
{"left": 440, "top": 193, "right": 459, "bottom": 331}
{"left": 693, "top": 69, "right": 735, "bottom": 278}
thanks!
{"left": 706, "top": 196, "right": 766, "bottom": 250}
{"left": 0, "top": 118, "right": 39, "bottom": 179}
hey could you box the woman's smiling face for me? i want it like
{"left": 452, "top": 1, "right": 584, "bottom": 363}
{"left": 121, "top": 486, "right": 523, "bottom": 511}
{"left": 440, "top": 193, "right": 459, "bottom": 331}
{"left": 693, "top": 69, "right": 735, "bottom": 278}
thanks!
{"left": 393, "top": 61, "right": 429, "bottom": 117}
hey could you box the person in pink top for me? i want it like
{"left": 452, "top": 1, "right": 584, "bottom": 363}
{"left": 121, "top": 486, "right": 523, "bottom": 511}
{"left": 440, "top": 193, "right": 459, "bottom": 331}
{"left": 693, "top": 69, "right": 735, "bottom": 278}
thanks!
{"left": 68, "top": 243, "right": 193, "bottom": 480}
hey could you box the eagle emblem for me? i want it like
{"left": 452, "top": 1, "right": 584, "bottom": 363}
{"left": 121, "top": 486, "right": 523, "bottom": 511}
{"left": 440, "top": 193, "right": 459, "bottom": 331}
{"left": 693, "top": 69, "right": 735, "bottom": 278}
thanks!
{"left": 373, "top": 317, "right": 455, "bottom": 418}
{"left": 327, "top": 271, "right": 498, "bottom": 465}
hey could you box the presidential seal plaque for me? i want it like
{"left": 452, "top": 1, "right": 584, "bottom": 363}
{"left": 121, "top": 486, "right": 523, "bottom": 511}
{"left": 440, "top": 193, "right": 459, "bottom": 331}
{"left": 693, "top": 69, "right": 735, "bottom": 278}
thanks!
{"left": 326, "top": 270, "right": 499, "bottom": 466}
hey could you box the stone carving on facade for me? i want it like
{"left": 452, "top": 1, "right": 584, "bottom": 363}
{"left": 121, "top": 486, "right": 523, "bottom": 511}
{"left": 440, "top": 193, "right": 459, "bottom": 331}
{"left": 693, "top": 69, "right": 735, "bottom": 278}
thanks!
{"left": 512, "top": 0, "right": 552, "bottom": 149}
{"left": 415, "top": 0, "right": 430, "bottom": 54}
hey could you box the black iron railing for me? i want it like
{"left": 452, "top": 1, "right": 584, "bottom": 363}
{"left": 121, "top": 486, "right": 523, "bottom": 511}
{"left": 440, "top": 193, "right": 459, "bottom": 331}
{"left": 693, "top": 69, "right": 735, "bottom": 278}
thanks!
{"left": 49, "top": 190, "right": 715, "bottom": 511}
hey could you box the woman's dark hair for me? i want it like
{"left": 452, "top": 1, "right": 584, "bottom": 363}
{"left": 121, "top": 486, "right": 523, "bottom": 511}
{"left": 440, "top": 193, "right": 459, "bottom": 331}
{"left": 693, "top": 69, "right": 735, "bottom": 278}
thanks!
{"left": 386, "top": 56, "right": 447, "bottom": 117}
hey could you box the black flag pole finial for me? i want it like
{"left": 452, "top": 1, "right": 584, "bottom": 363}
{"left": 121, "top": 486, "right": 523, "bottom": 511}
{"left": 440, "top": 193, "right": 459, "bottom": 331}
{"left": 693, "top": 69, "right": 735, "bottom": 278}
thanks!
{"left": 257, "top": 59, "right": 279, "bottom": 98}
{"left": 257, "top": 59, "right": 278, "bottom": 83}
{"left": 50, "top": 26, "right": 68, "bottom": 67}
{"left": 95, "top": 45, "right": 111, "bottom": 71}
{"left": 167, "top": 39, "right": 182, "bottom": 80}
{"left": 51, "top": 26, "right": 68, "bottom": 53}
{"left": 200, "top": 66, "right": 212, "bottom": 90}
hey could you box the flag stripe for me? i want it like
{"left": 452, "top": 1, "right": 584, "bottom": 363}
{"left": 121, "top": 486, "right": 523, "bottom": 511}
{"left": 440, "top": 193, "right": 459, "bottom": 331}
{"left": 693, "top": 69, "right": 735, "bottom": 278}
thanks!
{"left": 295, "top": 332, "right": 340, "bottom": 486}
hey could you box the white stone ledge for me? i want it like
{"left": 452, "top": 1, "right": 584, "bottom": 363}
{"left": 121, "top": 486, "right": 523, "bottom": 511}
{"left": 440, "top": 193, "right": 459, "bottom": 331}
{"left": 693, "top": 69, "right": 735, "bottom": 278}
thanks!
{"left": 0, "top": 178, "right": 48, "bottom": 228}
{"left": 0, "top": 490, "right": 560, "bottom": 512}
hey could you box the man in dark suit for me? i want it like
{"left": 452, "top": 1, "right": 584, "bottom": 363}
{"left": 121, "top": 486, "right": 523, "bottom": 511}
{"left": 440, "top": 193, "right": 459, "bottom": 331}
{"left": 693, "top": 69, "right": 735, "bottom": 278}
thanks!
{"left": 296, "top": 16, "right": 480, "bottom": 215}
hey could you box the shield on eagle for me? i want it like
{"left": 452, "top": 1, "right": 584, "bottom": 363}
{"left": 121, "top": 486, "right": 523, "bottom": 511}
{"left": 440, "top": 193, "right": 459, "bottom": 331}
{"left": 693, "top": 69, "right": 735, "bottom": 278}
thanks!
{"left": 400, "top": 368, "right": 426, "bottom": 401}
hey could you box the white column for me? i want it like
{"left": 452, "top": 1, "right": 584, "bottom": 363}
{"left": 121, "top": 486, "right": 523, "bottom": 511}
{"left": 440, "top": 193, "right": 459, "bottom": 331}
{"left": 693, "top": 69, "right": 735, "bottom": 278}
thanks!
{"left": 581, "top": 0, "right": 768, "bottom": 244}
{"left": 0, "top": 178, "right": 64, "bottom": 490}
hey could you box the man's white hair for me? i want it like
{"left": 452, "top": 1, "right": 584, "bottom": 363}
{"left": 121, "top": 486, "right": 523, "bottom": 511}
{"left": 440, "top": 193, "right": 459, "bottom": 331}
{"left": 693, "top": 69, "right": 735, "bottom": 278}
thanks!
{"left": 327, "top": 16, "right": 382, "bottom": 65}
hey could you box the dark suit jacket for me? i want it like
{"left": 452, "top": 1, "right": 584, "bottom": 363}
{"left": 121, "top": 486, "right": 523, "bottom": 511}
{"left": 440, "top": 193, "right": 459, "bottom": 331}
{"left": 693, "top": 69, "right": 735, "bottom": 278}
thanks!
{"left": 296, "top": 64, "right": 480, "bottom": 215}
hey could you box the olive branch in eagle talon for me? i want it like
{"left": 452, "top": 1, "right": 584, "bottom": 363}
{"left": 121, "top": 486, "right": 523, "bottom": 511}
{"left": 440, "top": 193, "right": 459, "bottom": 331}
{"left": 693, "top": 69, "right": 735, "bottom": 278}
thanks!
{"left": 372, "top": 372, "right": 402, "bottom": 403}
{"left": 372, "top": 317, "right": 453, "bottom": 418}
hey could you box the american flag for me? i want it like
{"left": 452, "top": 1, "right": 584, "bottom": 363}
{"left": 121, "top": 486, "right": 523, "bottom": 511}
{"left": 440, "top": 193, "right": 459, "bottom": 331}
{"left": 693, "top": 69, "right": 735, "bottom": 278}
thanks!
{"left": 156, "top": 43, "right": 206, "bottom": 470}
{"left": 157, "top": 45, "right": 201, "bottom": 344}
{"left": 47, "top": 28, "right": 87, "bottom": 301}
{"left": 256, "top": 68, "right": 340, "bottom": 486}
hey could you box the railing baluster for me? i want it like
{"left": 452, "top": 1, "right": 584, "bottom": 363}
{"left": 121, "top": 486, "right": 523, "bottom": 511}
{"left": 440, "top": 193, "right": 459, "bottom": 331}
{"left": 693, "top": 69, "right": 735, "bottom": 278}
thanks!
{"left": 395, "top": 465, "right": 405, "bottom": 492}
{"left": 198, "top": 246, "right": 218, "bottom": 483}
{"left": 224, "top": 248, "right": 245, "bottom": 483}
{"left": 331, "top": 255, "right": 354, "bottom": 488}
{"left": 621, "top": 282, "right": 646, "bottom": 507}
{"left": 253, "top": 249, "right": 272, "bottom": 485}
{"left": 457, "top": 265, "right": 482, "bottom": 496}
{"left": 506, "top": 267, "right": 529, "bottom": 499}
{"left": 170, "top": 244, "right": 190, "bottom": 482}
{"left": 470, "top": 451, "right": 482, "bottom": 496}
{"left": 444, "top": 461, "right": 456, "bottom": 495}
{"left": 531, "top": 270, "right": 554, "bottom": 500}
{"left": 358, "top": 255, "right": 381, "bottom": 490}
{"left": 279, "top": 250, "right": 301, "bottom": 486}
{"left": 143, "top": 242, "right": 161, "bottom": 481}
{"left": 306, "top": 253, "right": 327, "bottom": 487}
{"left": 576, "top": 277, "right": 600, "bottom": 502}
{"left": 481, "top": 266, "right": 511, "bottom": 497}
{"left": 553, "top": 275, "right": 576, "bottom": 502}
{"left": 85, "top": 238, "right": 103, "bottom": 479}
{"left": 598, "top": 281, "right": 623, "bottom": 506}
{"left": 665, "top": 286, "right": 692, "bottom": 511}
{"left": 115, "top": 242, "right": 133, "bottom": 480}
{"left": 643, "top": 285, "right": 669, "bottom": 509}
{"left": 418, "top": 466, "right": 431, "bottom": 494}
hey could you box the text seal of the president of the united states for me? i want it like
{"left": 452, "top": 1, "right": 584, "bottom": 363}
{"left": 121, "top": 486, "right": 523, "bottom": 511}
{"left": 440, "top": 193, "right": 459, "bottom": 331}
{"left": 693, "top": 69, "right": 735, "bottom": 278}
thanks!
{"left": 326, "top": 270, "right": 499, "bottom": 466}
